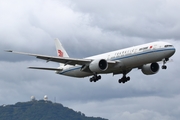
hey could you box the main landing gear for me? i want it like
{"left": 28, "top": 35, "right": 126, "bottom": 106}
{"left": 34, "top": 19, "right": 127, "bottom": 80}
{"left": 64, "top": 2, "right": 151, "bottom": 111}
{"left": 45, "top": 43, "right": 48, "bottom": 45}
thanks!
{"left": 162, "top": 58, "right": 169, "bottom": 69}
{"left": 118, "top": 73, "right": 130, "bottom": 84}
{"left": 90, "top": 74, "right": 101, "bottom": 82}
{"left": 89, "top": 72, "right": 131, "bottom": 84}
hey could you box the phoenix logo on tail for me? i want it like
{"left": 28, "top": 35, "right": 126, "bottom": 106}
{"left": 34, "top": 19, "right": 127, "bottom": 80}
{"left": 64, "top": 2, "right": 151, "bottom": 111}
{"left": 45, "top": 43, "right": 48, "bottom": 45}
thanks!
{"left": 58, "top": 50, "right": 63, "bottom": 57}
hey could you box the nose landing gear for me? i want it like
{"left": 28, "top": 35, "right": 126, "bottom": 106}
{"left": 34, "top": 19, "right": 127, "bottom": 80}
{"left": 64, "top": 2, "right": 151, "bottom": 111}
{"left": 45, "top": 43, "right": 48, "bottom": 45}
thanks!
{"left": 162, "top": 58, "right": 169, "bottom": 69}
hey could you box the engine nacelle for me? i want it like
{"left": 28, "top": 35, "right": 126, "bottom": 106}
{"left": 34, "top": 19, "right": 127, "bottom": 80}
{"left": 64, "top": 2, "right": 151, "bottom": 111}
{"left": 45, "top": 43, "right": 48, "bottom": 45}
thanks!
{"left": 89, "top": 59, "right": 108, "bottom": 73}
{"left": 141, "top": 63, "right": 160, "bottom": 75}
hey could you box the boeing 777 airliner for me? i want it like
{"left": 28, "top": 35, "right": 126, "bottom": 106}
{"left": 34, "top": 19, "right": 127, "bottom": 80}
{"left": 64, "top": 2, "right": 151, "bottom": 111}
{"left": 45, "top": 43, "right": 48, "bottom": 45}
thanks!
{"left": 6, "top": 39, "right": 175, "bottom": 84}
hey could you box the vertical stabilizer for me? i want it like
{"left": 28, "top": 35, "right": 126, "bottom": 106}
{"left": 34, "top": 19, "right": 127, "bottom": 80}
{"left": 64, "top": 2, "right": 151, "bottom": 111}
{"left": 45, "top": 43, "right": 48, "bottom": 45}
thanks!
{"left": 55, "top": 38, "right": 69, "bottom": 66}
{"left": 55, "top": 38, "right": 69, "bottom": 57}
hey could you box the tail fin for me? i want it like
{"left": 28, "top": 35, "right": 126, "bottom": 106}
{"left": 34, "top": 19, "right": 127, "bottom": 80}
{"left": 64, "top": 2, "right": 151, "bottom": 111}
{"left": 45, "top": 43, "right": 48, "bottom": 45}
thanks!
{"left": 55, "top": 38, "right": 69, "bottom": 58}
{"left": 55, "top": 38, "right": 69, "bottom": 67}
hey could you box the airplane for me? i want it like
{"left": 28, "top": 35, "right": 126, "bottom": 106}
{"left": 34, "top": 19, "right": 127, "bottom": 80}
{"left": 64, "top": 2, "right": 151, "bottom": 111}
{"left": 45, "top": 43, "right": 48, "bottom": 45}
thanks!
{"left": 6, "top": 39, "right": 176, "bottom": 84}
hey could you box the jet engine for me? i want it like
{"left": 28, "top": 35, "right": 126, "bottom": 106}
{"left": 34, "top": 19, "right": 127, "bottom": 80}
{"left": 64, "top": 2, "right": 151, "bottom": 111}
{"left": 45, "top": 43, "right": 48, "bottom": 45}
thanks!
{"left": 89, "top": 59, "right": 108, "bottom": 73}
{"left": 141, "top": 63, "right": 160, "bottom": 75}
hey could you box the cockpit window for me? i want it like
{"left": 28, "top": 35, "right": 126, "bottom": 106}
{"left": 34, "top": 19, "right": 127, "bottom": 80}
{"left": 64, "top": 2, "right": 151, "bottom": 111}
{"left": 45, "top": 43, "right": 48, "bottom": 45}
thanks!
{"left": 165, "top": 45, "right": 173, "bottom": 47}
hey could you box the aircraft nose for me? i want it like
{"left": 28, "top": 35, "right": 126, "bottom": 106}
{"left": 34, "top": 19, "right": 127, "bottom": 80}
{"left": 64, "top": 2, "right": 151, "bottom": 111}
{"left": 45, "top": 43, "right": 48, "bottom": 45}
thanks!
{"left": 171, "top": 47, "right": 176, "bottom": 55}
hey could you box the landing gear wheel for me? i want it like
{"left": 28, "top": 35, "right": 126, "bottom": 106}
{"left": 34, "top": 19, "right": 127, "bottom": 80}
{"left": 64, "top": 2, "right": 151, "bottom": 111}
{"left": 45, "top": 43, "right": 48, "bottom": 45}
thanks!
{"left": 118, "top": 79, "right": 122, "bottom": 83}
{"left": 90, "top": 78, "right": 93, "bottom": 82}
{"left": 162, "top": 58, "right": 168, "bottom": 70}
{"left": 89, "top": 75, "right": 101, "bottom": 82}
{"left": 162, "top": 65, "right": 167, "bottom": 69}
{"left": 97, "top": 75, "right": 101, "bottom": 80}
{"left": 118, "top": 76, "right": 130, "bottom": 84}
{"left": 127, "top": 77, "right": 130, "bottom": 81}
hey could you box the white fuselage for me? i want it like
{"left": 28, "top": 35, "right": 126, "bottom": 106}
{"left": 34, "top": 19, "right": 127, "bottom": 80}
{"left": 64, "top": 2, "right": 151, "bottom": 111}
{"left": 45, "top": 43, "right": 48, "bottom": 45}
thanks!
{"left": 58, "top": 41, "right": 175, "bottom": 78}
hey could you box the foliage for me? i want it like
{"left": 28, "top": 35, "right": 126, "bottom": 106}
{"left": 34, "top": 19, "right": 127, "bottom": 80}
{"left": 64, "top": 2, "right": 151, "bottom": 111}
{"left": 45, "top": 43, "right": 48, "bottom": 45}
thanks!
{"left": 0, "top": 100, "right": 108, "bottom": 120}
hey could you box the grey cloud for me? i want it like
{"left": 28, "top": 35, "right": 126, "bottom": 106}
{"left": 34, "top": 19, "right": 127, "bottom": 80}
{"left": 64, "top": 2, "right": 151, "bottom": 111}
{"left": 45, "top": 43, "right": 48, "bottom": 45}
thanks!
{"left": 0, "top": 0, "right": 180, "bottom": 120}
{"left": 72, "top": 0, "right": 180, "bottom": 40}
{"left": 66, "top": 95, "right": 180, "bottom": 120}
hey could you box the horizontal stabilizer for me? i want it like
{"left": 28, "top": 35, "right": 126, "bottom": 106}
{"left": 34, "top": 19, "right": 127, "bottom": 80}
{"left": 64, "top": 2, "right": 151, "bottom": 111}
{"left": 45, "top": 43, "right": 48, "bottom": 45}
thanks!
{"left": 28, "top": 67, "right": 63, "bottom": 71}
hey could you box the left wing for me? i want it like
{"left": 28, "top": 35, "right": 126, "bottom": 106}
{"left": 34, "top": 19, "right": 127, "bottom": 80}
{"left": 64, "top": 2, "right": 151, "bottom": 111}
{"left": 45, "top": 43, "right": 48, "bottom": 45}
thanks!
{"left": 6, "top": 50, "right": 92, "bottom": 66}
{"left": 6, "top": 50, "right": 116, "bottom": 66}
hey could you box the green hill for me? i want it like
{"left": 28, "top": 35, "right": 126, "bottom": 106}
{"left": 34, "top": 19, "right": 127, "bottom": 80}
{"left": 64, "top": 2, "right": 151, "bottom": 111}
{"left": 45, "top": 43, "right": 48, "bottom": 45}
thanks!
{"left": 0, "top": 100, "right": 108, "bottom": 120}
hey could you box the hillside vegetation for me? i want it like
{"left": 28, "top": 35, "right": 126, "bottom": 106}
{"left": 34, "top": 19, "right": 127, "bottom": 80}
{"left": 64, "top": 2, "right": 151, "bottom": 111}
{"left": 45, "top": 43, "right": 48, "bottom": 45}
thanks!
{"left": 0, "top": 100, "right": 107, "bottom": 120}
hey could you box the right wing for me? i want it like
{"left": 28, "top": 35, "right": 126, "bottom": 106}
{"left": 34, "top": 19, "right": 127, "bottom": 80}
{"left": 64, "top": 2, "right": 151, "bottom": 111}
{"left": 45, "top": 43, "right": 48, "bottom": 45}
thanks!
{"left": 28, "top": 67, "right": 63, "bottom": 71}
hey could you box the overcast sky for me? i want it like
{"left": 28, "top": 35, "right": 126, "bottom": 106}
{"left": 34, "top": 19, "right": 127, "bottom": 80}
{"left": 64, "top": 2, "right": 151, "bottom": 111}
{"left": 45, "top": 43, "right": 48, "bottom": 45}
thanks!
{"left": 0, "top": 0, "right": 180, "bottom": 120}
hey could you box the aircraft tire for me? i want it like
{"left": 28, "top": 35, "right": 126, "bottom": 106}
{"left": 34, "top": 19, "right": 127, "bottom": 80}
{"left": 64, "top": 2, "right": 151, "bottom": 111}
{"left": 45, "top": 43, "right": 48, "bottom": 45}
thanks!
{"left": 118, "top": 79, "right": 122, "bottom": 83}
{"left": 127, "top": 77, "right": 130, "bottom": 81}
{"left": 90, "top": 78, "right": 93, "bottom": 82}
{"left": 162, "top": 65, "right": 167, "bottom": 69}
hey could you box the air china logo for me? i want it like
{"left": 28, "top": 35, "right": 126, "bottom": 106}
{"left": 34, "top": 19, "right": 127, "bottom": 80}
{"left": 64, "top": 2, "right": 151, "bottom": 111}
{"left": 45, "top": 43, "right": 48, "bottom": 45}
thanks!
{"left": 58, "top": 50, "right": 63, "bottom": 57}
{"left": 150, "top": 46, "right": 153, "bottom": 49}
